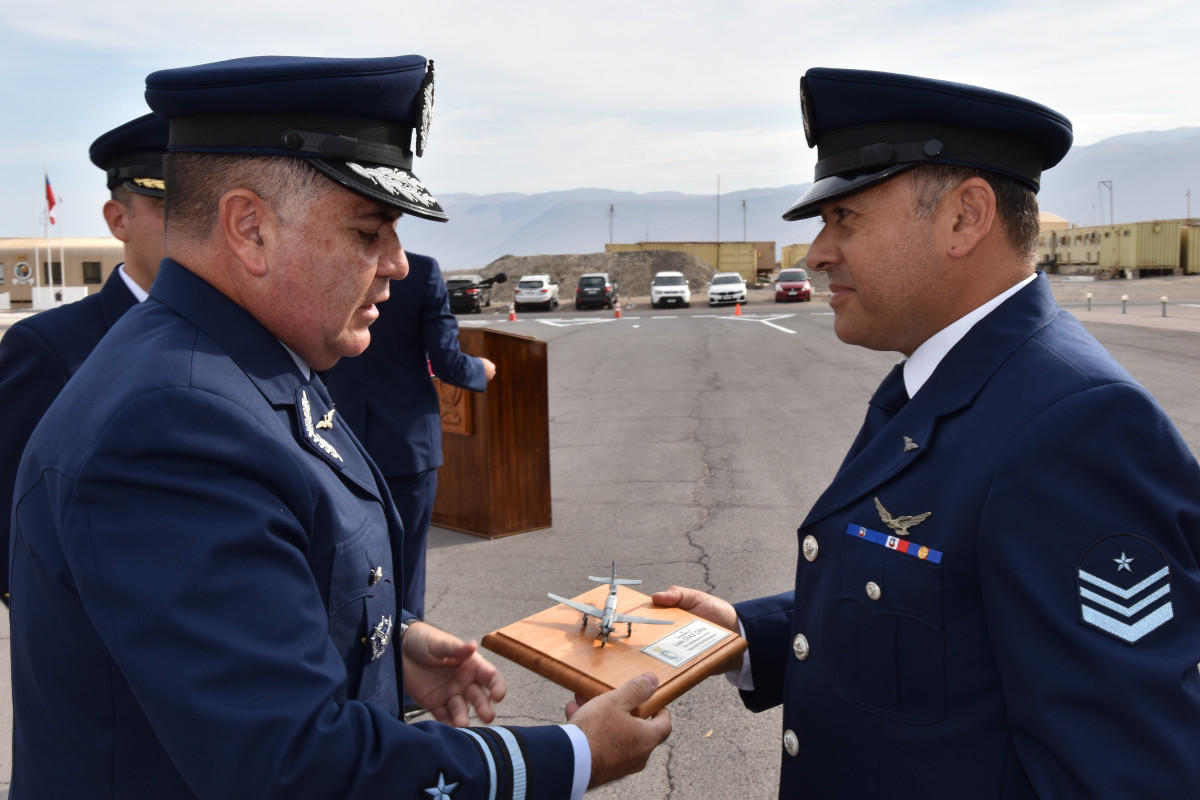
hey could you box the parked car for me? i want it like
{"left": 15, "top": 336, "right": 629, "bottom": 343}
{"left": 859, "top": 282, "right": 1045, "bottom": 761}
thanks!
{"left": 446, "top": 272, "right": 507, "bottom": 313}
{"left": 575, "top": 272, "right": 619, "bottom": 309}
{"left": 650, "top": 271, "right": 691, "bottom": 308}
{"left": 774, "top": 268, "right": 812, "bottom": 302}
{"left": 707, "top": 272, "right": 747, "bottom": 306}
{"left": 513, "top": 274, "right": 560, "bottom": 310}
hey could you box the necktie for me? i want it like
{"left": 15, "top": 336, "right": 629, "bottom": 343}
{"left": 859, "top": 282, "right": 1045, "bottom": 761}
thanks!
{"left": 840, "top": 362, "right": 909, "bottom": 468}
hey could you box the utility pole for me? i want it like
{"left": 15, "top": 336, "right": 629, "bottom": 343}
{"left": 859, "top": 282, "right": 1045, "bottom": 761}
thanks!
{"left": 716, "top": 174, "right": 721, "bottom": 242}
{"left": 1098, "top": 180, "right": 1114, "bottom": 226}
{"left": 740, "top": 199, "right": 747, "bottom": 242}
{"left": 1187, "top": 189, "right": 1191, "bottom": 221}
{"left": 607, "top": 204, "right": 616, "bottom": 244}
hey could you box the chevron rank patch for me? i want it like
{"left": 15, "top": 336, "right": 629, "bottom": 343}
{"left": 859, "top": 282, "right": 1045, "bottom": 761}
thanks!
{"left": 1077, "top": 534, "right": 1173, "bottom": 644}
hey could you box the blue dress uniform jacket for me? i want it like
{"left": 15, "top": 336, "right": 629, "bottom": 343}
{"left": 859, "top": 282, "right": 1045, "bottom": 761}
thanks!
{"left": 735, "top": 275, "right": 1200, "bottom": 798}
{"left": 9, "top": 259, "right": 573, "bottom": 799}
{"left": 0, "top": 268, "right": 137, "bottom": 605}
{"left": 324, "top": 252, "right": 487, "bottom": 478}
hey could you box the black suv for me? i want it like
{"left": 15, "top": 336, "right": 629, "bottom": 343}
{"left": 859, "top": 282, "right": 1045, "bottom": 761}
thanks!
{"left": 575, "top": 272, "right": 619, "bottom": 309}
{"left": 447, "top": 273, "right": 506, "bottom": 313}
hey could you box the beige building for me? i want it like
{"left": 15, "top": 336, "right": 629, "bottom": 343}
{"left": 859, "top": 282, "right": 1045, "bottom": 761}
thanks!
{"left": 1037, "top": 217, "right": 1197, "bottom": 276}
{"left": 0, "top": 237, "right": 125, "bottom": 306}
{"left": 605, "top": 241, "right": 775, "bottom": 280}
{"left": 781, "top": 243, "right": 811, "bottom": 271}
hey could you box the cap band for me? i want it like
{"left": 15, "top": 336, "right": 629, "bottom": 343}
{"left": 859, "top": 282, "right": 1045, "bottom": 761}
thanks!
{"left": 815, "top": 122, "right": 1046, "bottom": 189}
{"left": 169, "top": 114, "right": 414, "bottom": 169}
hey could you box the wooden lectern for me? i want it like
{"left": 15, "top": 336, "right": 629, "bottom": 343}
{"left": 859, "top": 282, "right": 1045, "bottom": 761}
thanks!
{"left": 432, "top": 327, "right": 551, "bottom": 538}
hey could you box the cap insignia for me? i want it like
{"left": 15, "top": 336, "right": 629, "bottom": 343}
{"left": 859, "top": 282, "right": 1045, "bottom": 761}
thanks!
{"left": 347, "top": 163, "right": 437, "bottom": 208}
{"left": 799, "top": 76, "right": 815, "bottom": 147}
{"left": 416, "top": 59, "right": 435, "bottom": 157}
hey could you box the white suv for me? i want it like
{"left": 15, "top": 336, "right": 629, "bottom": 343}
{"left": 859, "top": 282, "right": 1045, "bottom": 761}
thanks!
{"left": 513, "top": 274, "right": 560, "bottom": 310}
{"left": 707, "top": 272, "right": 747, "bottom": 306}
{"left": 650, "top": 271, "right": 691, "bottom": 308}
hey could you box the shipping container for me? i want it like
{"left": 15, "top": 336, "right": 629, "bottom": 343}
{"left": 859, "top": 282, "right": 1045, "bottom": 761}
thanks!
{"left": 781, "top": 243, "right": 810, "bottom": 271}
{"left": 605, "top": 241, "right": 774, "bottom": 281}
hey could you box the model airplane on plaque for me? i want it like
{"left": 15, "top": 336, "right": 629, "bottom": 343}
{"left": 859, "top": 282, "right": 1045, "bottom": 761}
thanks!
{"left": 482, "top": 561, "right": 748, "bottom": 717}
{"left": 547, "top": 562, "right": 674, "bottom": 647}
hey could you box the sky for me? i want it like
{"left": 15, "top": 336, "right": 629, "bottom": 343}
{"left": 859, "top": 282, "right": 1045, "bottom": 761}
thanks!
{"left": 2, "top": 0, "right": 1198, "bottom": 238}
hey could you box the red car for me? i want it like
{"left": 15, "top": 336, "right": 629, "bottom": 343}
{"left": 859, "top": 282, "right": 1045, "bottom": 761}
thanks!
{"left": 774, "top": 268, "right": 812, "bottom": 302}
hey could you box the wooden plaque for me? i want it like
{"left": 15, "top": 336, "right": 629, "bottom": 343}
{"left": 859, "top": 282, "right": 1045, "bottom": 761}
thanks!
{"left": 482, "top": 585, "right": 747, "bottom": 717}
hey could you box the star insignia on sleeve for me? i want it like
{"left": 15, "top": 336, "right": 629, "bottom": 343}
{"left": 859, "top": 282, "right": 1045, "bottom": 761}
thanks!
{"left": 425, "top": 772, "right": 459, "bottom": 798}
{"left": 1113, "top": 551, "right": 1135, "bottom": 572}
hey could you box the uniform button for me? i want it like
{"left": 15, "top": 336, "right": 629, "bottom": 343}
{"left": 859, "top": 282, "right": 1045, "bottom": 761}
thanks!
{"left": 865, "top": 581, "right": 881, "bottom": 601}
{"left": 783, "top": 729, "right": 800, "bottom": 757}
{"left": 792, "top": 634, "right": 810, "bottom": 661}
{"left": 802, "top": 535, "right": 819, "bottom": 562}
{"left": 369, "top": 566, "right": 384, "bottom": 585}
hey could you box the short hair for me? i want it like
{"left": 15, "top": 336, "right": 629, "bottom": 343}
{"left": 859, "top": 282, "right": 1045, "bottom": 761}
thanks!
{"left": 110, "top": 183, "right": 134, "bottom": 208}
{"left": 908, "top": 164, "right": 1041, "bottom": 260}
{"left": 163, "top": 153, "right": 333, "bottom": 245}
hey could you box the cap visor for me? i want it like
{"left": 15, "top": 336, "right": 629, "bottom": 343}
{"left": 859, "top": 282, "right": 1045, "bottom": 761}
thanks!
{"left": 307, "top": 158, "right": 448, "bottom": 222}
{"left": 782, "top": 164, "right": 915, "bottom": 221}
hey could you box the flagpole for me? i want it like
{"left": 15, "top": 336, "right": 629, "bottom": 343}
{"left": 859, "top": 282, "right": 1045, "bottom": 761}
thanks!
{"left": 41, "top": 167, "right": 50, "bottom": 291}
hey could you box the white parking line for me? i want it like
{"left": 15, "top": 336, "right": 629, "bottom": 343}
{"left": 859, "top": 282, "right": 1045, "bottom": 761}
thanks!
{"left": 712, "top": 313, "right": 799, "bottom": 334}
{"left": 537, "top": 318, "right": 619, "bottom": 328}
{"left": 479, "top": 310, "right": 819, "bottom": 335}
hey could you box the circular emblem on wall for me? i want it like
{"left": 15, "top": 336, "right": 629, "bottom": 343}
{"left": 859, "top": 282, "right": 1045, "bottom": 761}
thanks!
{"left": 13, "top": 261, "right": 33, "bottom": 285}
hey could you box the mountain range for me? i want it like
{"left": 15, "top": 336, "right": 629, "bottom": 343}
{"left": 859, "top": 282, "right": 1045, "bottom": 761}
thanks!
{"left": 399, "top": 128, "right": 1200, "bottom": 271}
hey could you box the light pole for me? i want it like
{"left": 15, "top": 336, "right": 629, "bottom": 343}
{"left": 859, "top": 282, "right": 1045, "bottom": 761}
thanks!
{"left": 716, "top": 174, "right": 721, "bottom": 242}
{"left": 1098, "top": 180, "right": 1114, "bottom": 225}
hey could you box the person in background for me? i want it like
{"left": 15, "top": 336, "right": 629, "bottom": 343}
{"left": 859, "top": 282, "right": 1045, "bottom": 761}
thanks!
{"left": 0, "top": 112, "right": 167, "bottom": 606}
{"left": 9, "top": 54, "right": 669, "bottom": 798}
{"left": 323, "top": 250, "right": 496, "bottom": 634}
{"left": 655, "top": 67, "right": 1200, "bottom": 798}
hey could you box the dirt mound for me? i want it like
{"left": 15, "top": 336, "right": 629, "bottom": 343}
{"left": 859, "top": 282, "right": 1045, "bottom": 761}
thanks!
{"left": 452, "top": 250, "right": 717, "bottom": 305}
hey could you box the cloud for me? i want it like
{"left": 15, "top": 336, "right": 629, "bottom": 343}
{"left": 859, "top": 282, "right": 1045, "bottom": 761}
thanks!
{"left": 2, "top": 0, "right": 1197, "bottom": 236}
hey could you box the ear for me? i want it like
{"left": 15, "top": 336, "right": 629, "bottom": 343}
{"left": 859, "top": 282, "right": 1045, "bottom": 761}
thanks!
{"left": 220, "top": 189, "right": 270, "bottom": 278}
{"left": 102, "top": 199, "right": 130, "bottom": 243}
{"left": 941, "top": 177, "right": 996, "bottom": 260}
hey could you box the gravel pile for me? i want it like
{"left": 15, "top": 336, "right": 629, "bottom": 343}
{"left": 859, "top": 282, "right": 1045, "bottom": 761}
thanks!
{"left": 449, "top": 250, "right": 717, "bottom": 305}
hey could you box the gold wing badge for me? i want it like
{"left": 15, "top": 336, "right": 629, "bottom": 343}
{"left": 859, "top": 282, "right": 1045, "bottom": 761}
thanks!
{"left": 315, "top": 408, "right": 336, "bottom": 430}
{"left": 874, "top": 497, "right": 931, "bottom": 536}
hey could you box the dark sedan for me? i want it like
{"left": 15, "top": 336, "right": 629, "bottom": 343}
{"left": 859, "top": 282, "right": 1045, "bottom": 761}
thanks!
{"left": 447, "top": 273, "right": 506, "bottom": 313}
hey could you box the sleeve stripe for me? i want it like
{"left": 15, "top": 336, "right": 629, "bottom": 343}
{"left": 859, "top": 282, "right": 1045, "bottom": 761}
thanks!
{"left": 489, "top": 727, "right": 528, "bottom": 800}
{"left": 458, "top": 728, "right": 498, "bottom": 800}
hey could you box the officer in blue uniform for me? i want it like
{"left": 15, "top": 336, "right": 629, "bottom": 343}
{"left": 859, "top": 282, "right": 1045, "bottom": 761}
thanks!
{"left": 656, "top": 68, "right": 1200, "bottom": 797}
{"left": 323, "top": 250, "right": 495, "bottom": 627}
{"left": 9, "top": 55, "right": 669, "bottom": 798}
{"left": 0, "top": 112, "right": 167, "bottom": 606}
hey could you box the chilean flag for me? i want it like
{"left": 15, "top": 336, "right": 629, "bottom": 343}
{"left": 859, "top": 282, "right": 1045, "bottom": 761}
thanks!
{"left": 45, "top": 172, "right": 57, "bottom": 225}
